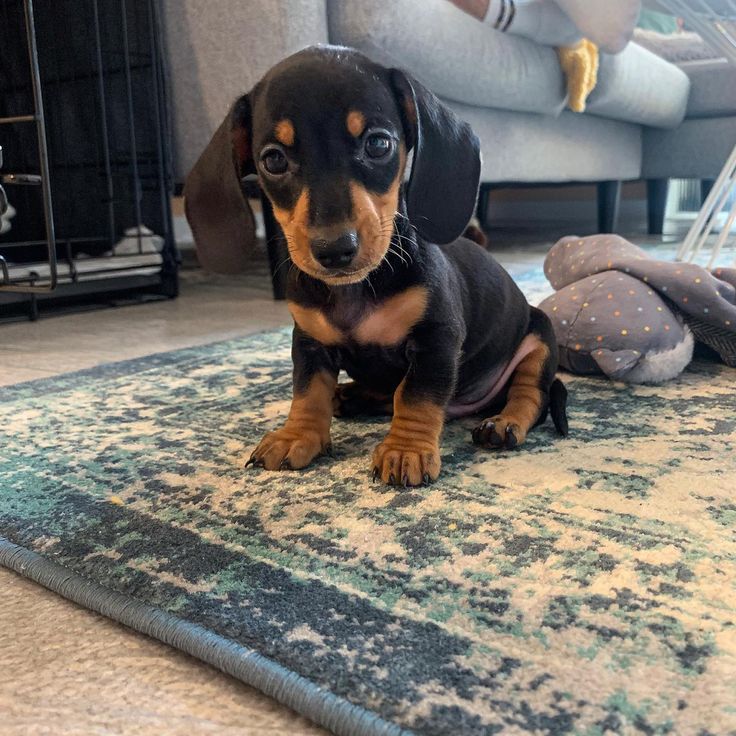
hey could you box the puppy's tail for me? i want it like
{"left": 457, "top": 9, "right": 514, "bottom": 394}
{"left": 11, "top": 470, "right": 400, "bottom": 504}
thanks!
{"left": 550, "top": 378, "right": 569, "bottom": 437}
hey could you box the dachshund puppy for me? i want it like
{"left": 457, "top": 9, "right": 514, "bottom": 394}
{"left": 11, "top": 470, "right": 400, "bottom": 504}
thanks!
{"left": 188, "top": 46, "right": 568, "bottom": 487}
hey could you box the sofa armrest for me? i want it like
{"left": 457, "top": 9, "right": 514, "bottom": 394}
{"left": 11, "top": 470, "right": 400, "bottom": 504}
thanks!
{"left": 162, "top": 0, "right": 328, "bottom": 180}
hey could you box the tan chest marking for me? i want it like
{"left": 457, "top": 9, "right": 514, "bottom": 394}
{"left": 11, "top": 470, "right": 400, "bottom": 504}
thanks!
{"left": 288, "top": 286, "right": 428, "bottom": 348}
{"left": 353, "top": 286, "right": 429, "bottom": 346}
{"left": 288, "top": 302, "right": 344, "bottom": 345}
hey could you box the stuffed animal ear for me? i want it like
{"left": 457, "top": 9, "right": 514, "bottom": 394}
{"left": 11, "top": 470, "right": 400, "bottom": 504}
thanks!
{"left": 183, "top": 95, "right": 256, "bottom": 273}
{"left": 591, "top": 348, "right": 642, "bottom": 380}
{"left": 390, "top": 70, "right": 481, "bottom": 244}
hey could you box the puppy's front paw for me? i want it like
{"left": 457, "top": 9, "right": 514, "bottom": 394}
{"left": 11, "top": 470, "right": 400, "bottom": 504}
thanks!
{"left": 472, "top": 415, "right": 526, "bottom": 450}
{"left": 372, "top": 439, "right": 440, "bottom": 486}
{"left": 246, "top": 428, "right": 330, "bottom": 470}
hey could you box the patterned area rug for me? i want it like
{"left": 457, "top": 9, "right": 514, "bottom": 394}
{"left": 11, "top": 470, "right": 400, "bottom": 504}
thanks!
{"left": 2, "top": 270, "right": 736, "bottom": 736}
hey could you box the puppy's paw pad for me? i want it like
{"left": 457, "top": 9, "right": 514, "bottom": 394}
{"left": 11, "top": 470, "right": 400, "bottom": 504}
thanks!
{"left": 247, "top": 428, "right": 328, "bottom": 471}
{"left": 472, "top": 416, "right": 525, "bottom": 450}
{"left": 372, "top": 441, "right": 440, "bottom": 487}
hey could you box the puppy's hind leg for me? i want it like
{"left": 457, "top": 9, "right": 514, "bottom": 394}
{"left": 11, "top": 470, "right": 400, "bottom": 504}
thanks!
{"left": 473, "top": 308, "right": 568, "bottom": 449}
{"left": 333, "top": 381, "right": 394, "bottom": 418}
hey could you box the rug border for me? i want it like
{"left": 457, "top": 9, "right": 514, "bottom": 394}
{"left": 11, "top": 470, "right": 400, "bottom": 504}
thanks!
{"left": 0, "top": 536, "right": 414, "bottom": 736}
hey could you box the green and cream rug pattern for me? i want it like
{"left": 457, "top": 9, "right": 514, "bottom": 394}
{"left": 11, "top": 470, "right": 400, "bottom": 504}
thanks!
{"left": 1, "top": 270, "right": 735, "bottom": 735}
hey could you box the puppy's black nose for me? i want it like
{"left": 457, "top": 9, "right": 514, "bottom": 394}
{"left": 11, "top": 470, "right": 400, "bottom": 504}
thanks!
{"left": 310, "top": 231, "right": 359, "bottom": 269}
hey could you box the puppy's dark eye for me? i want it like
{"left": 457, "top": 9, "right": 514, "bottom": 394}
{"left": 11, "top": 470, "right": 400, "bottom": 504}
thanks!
{"left": 260, "top": 147, "right": 288, "bottom": 175}
{"left": 364, "top": 133, "right": 392, "bottom": 159}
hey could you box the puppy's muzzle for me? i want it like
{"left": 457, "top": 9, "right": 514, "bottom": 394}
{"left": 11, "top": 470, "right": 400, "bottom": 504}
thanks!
{"left": 310, "top": 230, "right": 359, "bottom": 269}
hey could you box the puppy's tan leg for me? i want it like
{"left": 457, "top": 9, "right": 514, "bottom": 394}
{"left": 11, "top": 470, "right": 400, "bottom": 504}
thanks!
{"left": 372, "top": 380, "right": 444, "bottom": 486}
{"left": 248, "top": 371, "right": 336, "bottom": 470}
{"left": 473, "top": 338, "right": 550, "bottom": 450}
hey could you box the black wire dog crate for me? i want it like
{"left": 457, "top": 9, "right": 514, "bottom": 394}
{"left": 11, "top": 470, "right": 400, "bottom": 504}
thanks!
{"left": 0, "top": 0, "right": 177, "bottom": 320}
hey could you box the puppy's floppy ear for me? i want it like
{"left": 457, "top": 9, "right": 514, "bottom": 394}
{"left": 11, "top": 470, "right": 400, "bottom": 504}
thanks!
{"left": 183, "top": 95, "right": 256, "bottom": 273}
{"left": 390, "top": 70, "right": 481, "bottom": 245}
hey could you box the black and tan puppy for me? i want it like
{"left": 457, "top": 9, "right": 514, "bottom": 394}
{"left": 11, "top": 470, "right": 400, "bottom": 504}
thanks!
{"left": 190, "top": 46, "right": 568, "bottom": 487}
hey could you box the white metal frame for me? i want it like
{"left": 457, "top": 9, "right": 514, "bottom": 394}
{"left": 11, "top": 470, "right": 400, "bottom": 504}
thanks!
{"left": 655, "top": 0, "right": 736, "bottom": 267}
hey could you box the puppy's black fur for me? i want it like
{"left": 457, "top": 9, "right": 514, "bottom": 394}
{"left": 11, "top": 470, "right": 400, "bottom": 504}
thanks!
{"left": 234, "top": 46, "right": 568, "bottom": 486}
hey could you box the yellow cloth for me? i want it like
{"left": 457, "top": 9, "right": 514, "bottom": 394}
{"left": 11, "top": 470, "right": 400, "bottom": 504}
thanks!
{"left": 557, "top": 39, "right": 599, "bottom": 113}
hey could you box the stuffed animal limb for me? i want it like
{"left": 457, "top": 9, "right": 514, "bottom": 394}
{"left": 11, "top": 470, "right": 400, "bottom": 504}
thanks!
{"left": 539, "top": 235, "right": 736, "bottom": 383}
{"left": 540, "top": 271, "right": 693, "bottom": 383}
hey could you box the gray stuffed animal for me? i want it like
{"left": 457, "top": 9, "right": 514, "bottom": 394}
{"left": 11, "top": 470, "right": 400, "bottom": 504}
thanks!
{"left": 539, "top": 235, "right": 736, "bottom": 383}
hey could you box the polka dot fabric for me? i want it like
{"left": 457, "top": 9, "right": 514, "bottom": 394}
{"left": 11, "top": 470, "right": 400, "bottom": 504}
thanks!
{"left": 539, "top": 234, "right": 736, "bottom": 383}
{"left": 541, "top": 271, "right": 689, "bottom": 381}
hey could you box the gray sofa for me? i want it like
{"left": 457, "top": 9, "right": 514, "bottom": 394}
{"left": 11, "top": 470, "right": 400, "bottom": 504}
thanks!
{"left": 162, "top": 0, "right": 691, "bottom": 236}
{"left": 643, "top": 57, "right": 736, "bottom": 233}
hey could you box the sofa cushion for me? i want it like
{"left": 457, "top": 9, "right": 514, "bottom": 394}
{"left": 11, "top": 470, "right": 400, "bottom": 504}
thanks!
{"left": 681, "top": 59, "right": 736, "bottom": 118}
{"left": 586, "top": 42, "right": 690, "bottom": 128}
{"left": 329, "top": 1, "right": 689, "bottom": 128}
{"left": 633, "top": 28, "right": 718, "bottom": 63}
{"left": 447, "top": 101, "right": 641, "bottom": 182}
{"left": 328, "top": 0, "right": 568, "bottom": 117}
{"left": 643, "top": 116, "right": 736, "bottom": 179}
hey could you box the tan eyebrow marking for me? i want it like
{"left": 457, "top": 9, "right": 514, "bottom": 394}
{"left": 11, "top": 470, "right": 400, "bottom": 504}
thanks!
{"left": 274, "top": 119, "right": 295, "bottom": 147}
{"left": 346, "top": 110, "right": 366, "bottom": 138}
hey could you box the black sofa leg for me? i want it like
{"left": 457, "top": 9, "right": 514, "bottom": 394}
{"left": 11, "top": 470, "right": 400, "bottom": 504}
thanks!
{"left": 646, "top": 178, "right": 668, "bottom": 235}
{"left": 597, "top": 180, "right": 621, "bottom": 233}
{"left": 701, "top": 178, "right": 715, "bottom": 205}
{"left": 261, "top": 191, "right": 289, "bottom": 300}
{"left": 476, "top": 183, "right": 492, "bottom": 228}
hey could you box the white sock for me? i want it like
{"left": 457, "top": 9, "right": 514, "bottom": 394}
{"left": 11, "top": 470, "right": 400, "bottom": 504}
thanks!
{"left": 485, "top": 0, "right": 581, "bottom": 47}
{"left": 554, "top": 0, "right": 640, "bottom": 53}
